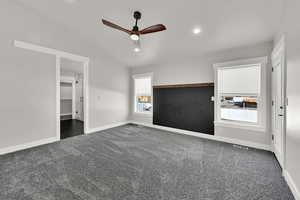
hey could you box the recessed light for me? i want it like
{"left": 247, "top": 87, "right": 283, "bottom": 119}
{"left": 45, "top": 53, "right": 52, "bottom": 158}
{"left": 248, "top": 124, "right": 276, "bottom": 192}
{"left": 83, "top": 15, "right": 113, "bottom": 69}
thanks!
{"left": 134, "top": 47, "right": 140, "bottom": 52}
{"left": 193, "top": 27, "right": 202, "bottom": 35}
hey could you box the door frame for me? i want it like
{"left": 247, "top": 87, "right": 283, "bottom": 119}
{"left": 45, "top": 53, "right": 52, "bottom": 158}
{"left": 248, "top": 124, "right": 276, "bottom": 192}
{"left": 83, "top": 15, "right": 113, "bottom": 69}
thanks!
{"left": 14, "top": 40, "right": 90, "bottom": 141}
{"left": 271, "top": 36, "right": 286, "bottom": 170}
{"left": 56, "top": 56, "right": 89, "bottom": 140}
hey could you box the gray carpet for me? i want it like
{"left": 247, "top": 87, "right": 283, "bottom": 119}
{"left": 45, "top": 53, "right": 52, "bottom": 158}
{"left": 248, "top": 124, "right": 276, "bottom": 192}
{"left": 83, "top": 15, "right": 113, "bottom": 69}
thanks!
{"left": 0, "top": 124, "right": 295, "bottom": 200}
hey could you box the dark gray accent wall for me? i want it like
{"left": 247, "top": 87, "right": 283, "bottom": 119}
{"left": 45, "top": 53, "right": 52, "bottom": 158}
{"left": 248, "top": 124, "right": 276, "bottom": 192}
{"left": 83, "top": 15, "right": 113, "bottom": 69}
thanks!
{"left": 153, "top": 86, "right": 214, "bottom": 134}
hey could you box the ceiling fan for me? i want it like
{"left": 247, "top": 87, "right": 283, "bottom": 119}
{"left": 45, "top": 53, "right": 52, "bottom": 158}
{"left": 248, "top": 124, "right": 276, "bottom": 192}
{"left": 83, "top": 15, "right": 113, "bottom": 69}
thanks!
{"left": 102, "top": 11, "right": 166, "bottom": 41}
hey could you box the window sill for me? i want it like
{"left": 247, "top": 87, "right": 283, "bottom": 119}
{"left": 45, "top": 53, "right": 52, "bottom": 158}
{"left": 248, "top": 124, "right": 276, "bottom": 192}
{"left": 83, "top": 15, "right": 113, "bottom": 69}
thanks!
{"left": 214, "top": 121, "right": 266, "bottom": 132}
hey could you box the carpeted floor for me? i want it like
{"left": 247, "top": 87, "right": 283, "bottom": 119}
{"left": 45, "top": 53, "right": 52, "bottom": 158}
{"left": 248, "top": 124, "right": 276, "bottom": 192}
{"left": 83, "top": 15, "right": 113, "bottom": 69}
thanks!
{"left": 0, "top": 124, "right": 295, "bottom": 200}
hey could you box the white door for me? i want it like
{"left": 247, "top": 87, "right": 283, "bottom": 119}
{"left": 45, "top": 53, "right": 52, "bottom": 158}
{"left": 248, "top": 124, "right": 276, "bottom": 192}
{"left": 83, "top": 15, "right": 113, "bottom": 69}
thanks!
{"left": 272, "top": 55, "right": 285, "bottom": 167}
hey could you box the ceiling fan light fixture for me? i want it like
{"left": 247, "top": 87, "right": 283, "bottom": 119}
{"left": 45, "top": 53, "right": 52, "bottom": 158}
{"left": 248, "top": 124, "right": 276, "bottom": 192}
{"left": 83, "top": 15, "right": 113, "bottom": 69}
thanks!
{"left": 134, "top": 47, "right": 140, "bottom": 52}
{"left": 193, "top": 27, "right": 202, "bottom": 35}
{"left": 130, "top": 34, "right": 140, "bottom": 41}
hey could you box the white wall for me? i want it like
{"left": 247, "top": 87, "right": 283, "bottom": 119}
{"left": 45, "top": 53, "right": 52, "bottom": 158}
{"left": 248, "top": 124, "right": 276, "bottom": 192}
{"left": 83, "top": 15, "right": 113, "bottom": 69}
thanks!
{"left": 130, "top": 41, "right": 273, "bottom": 146}
{"left": 60, "top": 100, "right": 72, "bottom": 115}
{"left": 284, "top": 0, "right": 300, "bottom": 198}
{"left": 60, "top": 83, "right": 72, "bottom": 100}
{"left": 89, "top": 58, "right": 129, "bottom": 127}
{"left": 0, "top": 48, "right": 57, "bottom": 149}
{"left": 60, "top": 83, "right": 72, "bottom": 115}
{"left": 0, "top": 1, "right": 129, "bottom": 150}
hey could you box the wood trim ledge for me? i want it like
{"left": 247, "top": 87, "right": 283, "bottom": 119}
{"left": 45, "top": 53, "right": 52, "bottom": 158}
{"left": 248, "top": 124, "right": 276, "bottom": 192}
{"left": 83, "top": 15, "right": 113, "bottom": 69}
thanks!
{"left": 153, "top": 82, "right": 214, "bottom": 88}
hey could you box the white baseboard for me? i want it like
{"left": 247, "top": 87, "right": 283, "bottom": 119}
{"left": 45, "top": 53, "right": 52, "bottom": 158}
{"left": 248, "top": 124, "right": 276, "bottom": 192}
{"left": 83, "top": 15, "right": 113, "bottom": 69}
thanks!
{"left": 129, "top": 121, "right": 271, "bottom": 151}
{"left": 86, "top": 121, "right": 130, "bottom": 134}
{"left": 0, "top": 137, "right": 58, "bottom": 155}
{"left": 284, "top": 170, "right": 300, "bottom": 200}
{"left": 0, "top": 121, "right": 128, "bottom": 155}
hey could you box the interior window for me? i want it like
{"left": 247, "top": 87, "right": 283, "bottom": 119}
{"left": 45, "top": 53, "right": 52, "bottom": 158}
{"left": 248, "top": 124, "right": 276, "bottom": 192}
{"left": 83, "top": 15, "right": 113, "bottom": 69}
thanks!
{"left": 134, "top": 76, "right": 152, "bottom": 113}
{"left": 220, "top": 96, "right": 258, "bottom": 123}
{"left": 217, "top": 64, "right": 261, "bottom": 125}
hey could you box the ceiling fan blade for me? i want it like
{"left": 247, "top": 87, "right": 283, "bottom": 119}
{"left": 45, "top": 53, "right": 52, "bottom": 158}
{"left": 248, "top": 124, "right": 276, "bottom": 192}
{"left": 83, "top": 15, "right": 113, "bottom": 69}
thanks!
{"left": 139, "top": 24, "right": 166, "bottom": 34}
{"left": 102, "top": 19, "right": 132, "bottom": 34}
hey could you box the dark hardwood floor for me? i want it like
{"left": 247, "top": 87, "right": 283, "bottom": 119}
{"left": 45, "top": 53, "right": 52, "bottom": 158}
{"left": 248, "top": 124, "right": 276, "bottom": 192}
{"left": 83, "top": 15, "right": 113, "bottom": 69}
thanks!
{"left": 60, "top": 119, "right": 84, "bottom": 139}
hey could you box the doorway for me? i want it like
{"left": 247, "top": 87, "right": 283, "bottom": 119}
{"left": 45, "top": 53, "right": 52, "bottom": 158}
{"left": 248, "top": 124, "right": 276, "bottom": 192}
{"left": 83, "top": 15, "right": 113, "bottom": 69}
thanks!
{"left": 271, "top": 37, "right": 286, "bottom": 169}
{"left": 13, "top": 40, "right": 89, "bottom": 141}
{"left": 59, "top": 58, "right": 85, "bottom": 139}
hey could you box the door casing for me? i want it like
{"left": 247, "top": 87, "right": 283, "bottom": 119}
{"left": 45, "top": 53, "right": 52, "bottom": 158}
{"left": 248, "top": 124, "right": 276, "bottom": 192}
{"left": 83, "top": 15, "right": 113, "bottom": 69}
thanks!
{"left": 271, "top": 36, "right": 286, "bottom": 170}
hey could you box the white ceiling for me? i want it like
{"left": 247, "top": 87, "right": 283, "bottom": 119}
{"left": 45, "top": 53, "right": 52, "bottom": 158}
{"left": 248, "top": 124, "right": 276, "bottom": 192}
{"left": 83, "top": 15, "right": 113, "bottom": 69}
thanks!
{"left": 16, "top": 0, "right": 284, "bottom": 67}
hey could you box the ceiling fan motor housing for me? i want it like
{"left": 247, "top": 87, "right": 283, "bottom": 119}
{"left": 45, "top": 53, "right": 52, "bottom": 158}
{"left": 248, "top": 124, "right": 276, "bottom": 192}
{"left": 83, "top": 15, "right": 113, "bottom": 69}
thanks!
{"left": 132, "top": 26, "right": 139, "bottom": 32}
{"left": 134, "top": 11, "right": 142, "bottom": 20}
{"left": 132, "top": 11, "right": 141, "bottom": 33}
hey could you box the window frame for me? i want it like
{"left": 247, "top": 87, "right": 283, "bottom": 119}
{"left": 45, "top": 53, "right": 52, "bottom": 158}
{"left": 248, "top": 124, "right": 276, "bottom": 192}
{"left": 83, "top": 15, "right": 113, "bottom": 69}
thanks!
{"left": 214, "top": 57, "right": 268, "bottom": 132}
{"left": 132, "top": 73, "right": 153, "bottom": 116}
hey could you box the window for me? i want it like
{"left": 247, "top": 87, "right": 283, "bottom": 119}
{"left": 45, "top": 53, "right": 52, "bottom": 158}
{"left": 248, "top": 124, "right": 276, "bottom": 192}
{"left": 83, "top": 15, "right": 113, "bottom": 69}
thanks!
{"left": 133, "top": 74, "right": 153, "bottom": 114}
{"left": 214, "top": 57, "right": 267, "bottom": 131}
{"left": 220, "top": 95, "right": 258, "bottom": 123}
